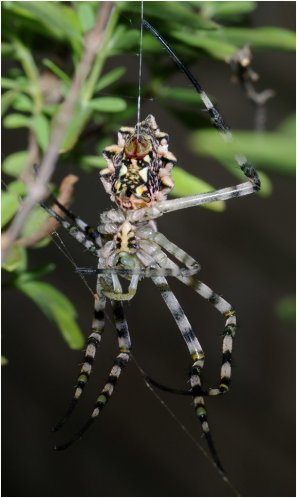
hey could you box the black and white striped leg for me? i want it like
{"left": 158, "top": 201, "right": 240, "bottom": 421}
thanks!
{"left": 40, "top": 203, "right": 100, "bottom": 257}
{"left": 179, "top": 275, "right": 236, "bottom": 396}
{"left": 54, "top": 300, "right": 131, "bottom": 451}
{"left": 44, "top": 196, "right": 103, "bottom": 248}
{"left": 142, "top": 20, "right": 261, "bottom": 194}
{"left": 152, "top": 276, "right": 224, "bottom": 472}
{"left": 53, "top": 288, "right": 106, "bottom": 432}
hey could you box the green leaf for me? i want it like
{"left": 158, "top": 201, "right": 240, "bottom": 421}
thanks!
{"left": 2, "top": 42, "right": 14, "bottom": 57}
{"left": 12, "top": 94, "right": 33, "bottom": 112}
{"left": 42, "top": 58, "right": 71, "bottom": 84}
{"left": 120, "top": 1, "right": 217, "bottom": 30}
{"left": 1, "top": 356, "right": 8, "bottom": 366}
{"left": 21, "top": 206, "right": 50, "bottom": 240}
{"left": 32, "top": 114, "right": 50, "bottom": 152}
{"left": 191, "top": 129, "right": 295, "bottom": 174}
{"left": 220, "top": 26, "right": 296, "bottom": 51}
{"left": 159, "top": 86, "right": 202, "bottom": 105}
{"left": 2, "top": 150, "right": 28, "bottom": 178}
{"left": 1, "top": 192, "right": 19, "bottom": 227}
{"left": 171, "top": 29, "right": 237, "bottom": 59}
{"left": 8, "top": 1, "right": 82, "bottom": 43}
{"left": 16, "top": 263, "right": 55, "bottom": 283}
{"left": 60, "top": 104, "right": 91, "bottom": 152}
{"left": 2, "top": 90, "right": 19, "bottom": 115}
{"left": 16, "top": 280, "right": 84, "bottom": 349}
{"left": 277, "top": 114, "right": 296, "bottom": 137}
{"left": 81, "top": 155, "right": 107, "bottom": 170}
{"left": 6, "top": 180, "right": 27, "bottom": 196}
{"left": 2, "top": 245, "right": 27, "bottom": 273}
{"left": 276, "top": 295, "right": 296, "bottom": 326}
{"left": 88, "top": 97, "right": 127, "bottom": 113}
{"left": 1, "top": 77, "right": 30, "bottom": 92}
{"left": 171, "top": 166, "right": 225, "bottom": 212}
{"left": 95, "top": 67, "right": 126, "bottom": 93}
{"left": 76, "top": 2, "right": 95, "bottom": 33}
{"left": 3, "top": 113, "right": 31, "bottom": 129}
{"left": 203, "top": 1, "right": 257, "bottom": 20}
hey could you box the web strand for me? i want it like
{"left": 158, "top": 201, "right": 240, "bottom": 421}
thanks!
{"left": 131, "top": 354, "right": 241, "bottom": 497}
{"left": 136, "top": 0, "right": 144, "bottom": 139}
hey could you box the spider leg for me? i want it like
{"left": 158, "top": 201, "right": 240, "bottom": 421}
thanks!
{"left": 150, "top": 255, "right": 235, "bottom": 397}
{"left": 178, "top": 275, "right": 236, "bottom": 396}
{"left": 150, "top": 231, "right": 201, "bottom": 273}
{"left": 128, "top": 179, "right": 259, "bottom": 224}
{"left": 53, "top": 284, "right": 106, "bottom": 432}
{"left": 45, "top": 195, "right": 103, "bottom": 247}
{"left": 152, "top": 275, "right": 225, "bottom": 473}
{"left": 142, "top": 21, "right": 260, "bottom": 193}
{"left": 100, "top": 272, "right": 140, "bottom": 301}
{"left": 40, "top": 203, "right": 100, "bottom": 256}
{"left": 54, "top": 300, "right": 131, "bottom": 451}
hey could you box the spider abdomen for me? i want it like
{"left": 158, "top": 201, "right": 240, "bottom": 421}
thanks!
{"left": 100, "top": 115, "right": 176, "bottom": 210}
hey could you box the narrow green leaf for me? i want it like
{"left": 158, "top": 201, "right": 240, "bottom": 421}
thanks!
{"left": 1, "top": 357, "right": 9, "bottom": 366}
{"left": 171, "top": 30, "right": 237, "bottom": 59}
{"left": 203, "top": 1, "right": 257, "bottom": 20}
{"left": 2, "top": 42, "right": 14, "bottom": 57}
{"left": 2, "top": 90, "right": 19, "bottom": 115}
{"left": 3, "top": 113, "right": 30, "bottom": 129}
{"left": 2, "top": 150, "right": 28, "bottom": 178}
{"left": 32, "top": 114, "right": 50, "bottom": 152}
{"left": 171, "top": 166, "right": 225, "bottom": 212}
{"left": 95, "top": 67, "right": 126, "bottom": 93}
{"left": 277, "top": 114, "right": 296, "bottom": 137}
{"left": 60, "top": 105, "right": 91, "bottom": 152}
{"left": 16, "top": 263, "right": 55, "bottom": 284}
{"left": 42, "top": 58, "right": 71, "bottom": 84}
{"left": 191, "top": 129, "right": 295, "bottom": 174}
{"left": 276, "top": 295, "right": 296, "bottom": 326}
{"left": 81, "top": 155, "right": 107, "bottom": 169}
{"left": 120, "top": 1, "right": 217, "bottom": 30}
{"left": 1, "top": 192, "right": 19, "bottom": 227}
{"left": 12, "top": 94, "right": 33, "bottom": 112}
{"left": 220, "top": 26, "right": 296, "bottom": 51}
{"left": 88, "top": 97, "right": 127, "bottom": 113}
{"left": 17, "top": 280, "right": 84, "bottom": 349}
{"left": 9, "top": 1, "right": 82, "bottom": 43}
{"left": 6, "top": 180, "right": 27, "bottom": 196}
{"left": 21, "top": 206, "right": 50, "bottom": 240}
{"left": 159, "top": 86, "right": 202, "bottom": 105}
{"left": 76, "top": 2, "right": 95, "bottom": 33}
{"left": 2, "top": 245, "right": 27, "bottom": 273}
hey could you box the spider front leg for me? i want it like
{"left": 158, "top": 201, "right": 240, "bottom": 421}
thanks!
{"left": 152, "top": 275, "right": 225, "bottom": 472}
{"left": 55, "top": 299, "right": 131, "bottom": 451}
{"left": 40, "top": 202, "right": 101, "bottom": 256}
{"left": 53, "top": 280, "right": 106, "bottom": 432}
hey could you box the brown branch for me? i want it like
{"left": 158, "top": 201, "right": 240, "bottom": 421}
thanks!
{"left": 227, "top": 44, "right": 275, "bottom": 132}
{"left": 2, "top": 1, "right": 114, "bottom": 260}
{"left": 16, "top": 174, "right": 79, "bottom": 248}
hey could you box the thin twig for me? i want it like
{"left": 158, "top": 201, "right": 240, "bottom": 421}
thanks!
{"left": 2, "top": 1, "right": 114, "bottom": 261}
{"left": 227, "top": 44, "right": 275, "bottom": 132}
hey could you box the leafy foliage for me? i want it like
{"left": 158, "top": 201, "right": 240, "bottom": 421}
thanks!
{"left": 2, "top": 1, "right": 295, "bottom": 349}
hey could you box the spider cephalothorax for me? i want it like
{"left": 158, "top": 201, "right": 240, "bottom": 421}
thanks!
{"left": 100, "top": 114, "right": 176, "bottom": 210}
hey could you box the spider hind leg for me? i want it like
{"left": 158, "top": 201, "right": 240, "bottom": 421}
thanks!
{"left": 53, "top": 291, "right": 106, "bottom": 432}
{"left": 54, "top": 300, "right": 131, "bottom": 450}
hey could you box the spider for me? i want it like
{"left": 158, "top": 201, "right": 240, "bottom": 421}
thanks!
{"left": 40, "top": 20, "right": 260, "bottom": 471}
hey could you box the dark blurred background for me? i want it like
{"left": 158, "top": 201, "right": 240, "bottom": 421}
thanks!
{"left": 2, "top": 2, "right": 295, "bottom": 497}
